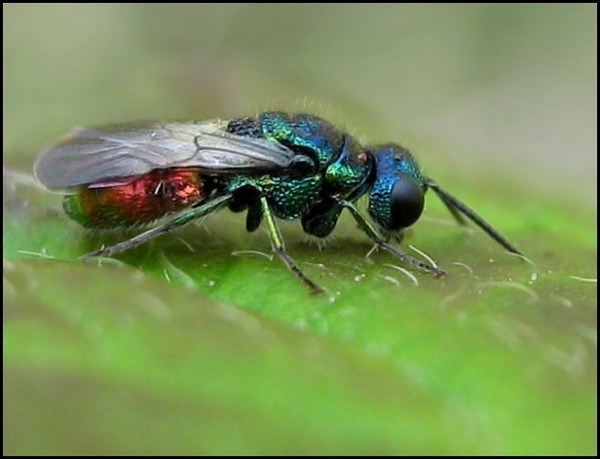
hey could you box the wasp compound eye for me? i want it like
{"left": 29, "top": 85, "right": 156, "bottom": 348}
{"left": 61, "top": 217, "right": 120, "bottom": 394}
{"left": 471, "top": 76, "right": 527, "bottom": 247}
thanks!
{"left": 389, "top": 176, "right": 424, "bottom": 230}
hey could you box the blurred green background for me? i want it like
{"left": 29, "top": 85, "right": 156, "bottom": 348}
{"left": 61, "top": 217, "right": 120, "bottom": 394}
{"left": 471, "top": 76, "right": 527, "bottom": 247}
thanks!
{"left": 3, "top": 4, "right": 596, "bottom": 455}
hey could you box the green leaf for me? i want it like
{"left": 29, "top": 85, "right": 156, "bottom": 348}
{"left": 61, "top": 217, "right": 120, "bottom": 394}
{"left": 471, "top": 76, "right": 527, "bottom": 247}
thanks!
{"left": 3, "top": 166, "right": 596, "bottom": 455}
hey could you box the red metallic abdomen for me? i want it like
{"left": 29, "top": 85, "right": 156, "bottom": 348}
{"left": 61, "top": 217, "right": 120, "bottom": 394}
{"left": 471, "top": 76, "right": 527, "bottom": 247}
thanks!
{"left": 64, "top": 169, "right": 204, "bottom": 229}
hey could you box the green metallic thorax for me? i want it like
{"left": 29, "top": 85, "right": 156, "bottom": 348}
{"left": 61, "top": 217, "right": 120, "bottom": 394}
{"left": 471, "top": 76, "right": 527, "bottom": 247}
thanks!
{"left": 227, "top": 173, "right": 322, "bottom": 221}
{"left": 225, "top": 112, "right": 372, "bottom": 231}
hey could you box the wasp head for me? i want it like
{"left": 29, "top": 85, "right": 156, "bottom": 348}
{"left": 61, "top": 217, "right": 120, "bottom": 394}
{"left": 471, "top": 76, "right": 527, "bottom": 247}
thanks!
{"left": 367, "top": 144, "right": 426, "bottom": 235}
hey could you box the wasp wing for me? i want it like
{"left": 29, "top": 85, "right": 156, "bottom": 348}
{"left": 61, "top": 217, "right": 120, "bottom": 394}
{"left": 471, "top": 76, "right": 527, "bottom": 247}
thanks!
{"left": 34, "top": 121, "right": 295, "bottom": 190}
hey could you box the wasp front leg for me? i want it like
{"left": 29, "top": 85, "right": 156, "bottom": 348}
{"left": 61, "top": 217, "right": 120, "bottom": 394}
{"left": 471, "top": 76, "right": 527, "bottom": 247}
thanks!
{"left": 338, "top": 199, "right": 445, "bottom": 277}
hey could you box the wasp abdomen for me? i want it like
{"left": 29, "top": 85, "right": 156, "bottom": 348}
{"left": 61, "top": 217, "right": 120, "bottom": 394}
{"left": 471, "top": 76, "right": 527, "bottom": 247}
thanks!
{"left": 63, "top": 169, "right": 204, "bottom": 229}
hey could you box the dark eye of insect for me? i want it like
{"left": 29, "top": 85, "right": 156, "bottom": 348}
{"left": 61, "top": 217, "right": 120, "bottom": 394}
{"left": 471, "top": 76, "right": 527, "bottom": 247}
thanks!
{"left": 389, "top": 176, "right": 424, "bottom": 230}
{"left": 33, "top": 111, "right": 523, "bottom": 294}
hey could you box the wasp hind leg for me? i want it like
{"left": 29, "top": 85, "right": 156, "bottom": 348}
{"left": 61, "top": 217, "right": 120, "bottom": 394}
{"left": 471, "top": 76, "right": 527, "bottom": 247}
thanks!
{"left": 260, "top": 196, "right": 325, "bottom": 294}
{"left": 80, "top": 194, "right": 233, "bottom": 260}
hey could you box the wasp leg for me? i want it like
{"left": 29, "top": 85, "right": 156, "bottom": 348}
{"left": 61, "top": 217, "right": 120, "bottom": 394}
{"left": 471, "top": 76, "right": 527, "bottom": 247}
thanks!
{"left": 338, "top": 200, "right": 445, "bottom": 277}
{"left": 260, "top": 196, "right": 324, "bottom": 294}
{"left": 80, "top": 194, "right": 232, "bottom": 260}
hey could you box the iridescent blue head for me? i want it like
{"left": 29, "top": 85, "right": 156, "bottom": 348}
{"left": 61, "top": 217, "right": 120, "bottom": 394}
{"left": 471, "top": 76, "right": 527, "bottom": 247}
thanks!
{"left": 367, "top": 144, "right": 426, "bottom": 233}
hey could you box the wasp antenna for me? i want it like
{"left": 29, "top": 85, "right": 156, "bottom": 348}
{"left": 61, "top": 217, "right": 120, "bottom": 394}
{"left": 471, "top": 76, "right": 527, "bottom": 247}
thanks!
{"left": 425, "top": 178, "right": 523, "bottom": 256}
{"left": 426, "top": 181, "right": 468, "bottom": 226}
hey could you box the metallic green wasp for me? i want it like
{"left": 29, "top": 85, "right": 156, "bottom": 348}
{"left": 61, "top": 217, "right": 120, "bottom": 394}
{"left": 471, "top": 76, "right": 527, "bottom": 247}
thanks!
{"left": 34, "top": 112, "right": 522, "bottom": 293}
